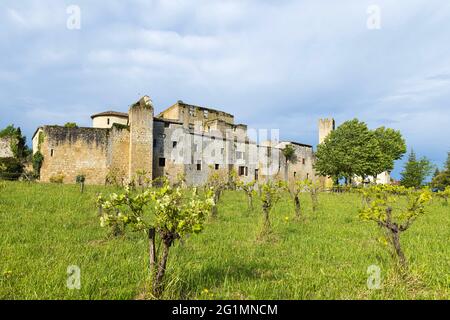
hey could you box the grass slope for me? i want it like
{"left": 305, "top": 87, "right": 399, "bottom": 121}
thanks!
{"left": 0, "top": 181, "right": 449, "bottom": 299}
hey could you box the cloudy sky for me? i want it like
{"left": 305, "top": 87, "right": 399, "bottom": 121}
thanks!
{"left": 1, "top": 0, "right": 449, "bottom": 178}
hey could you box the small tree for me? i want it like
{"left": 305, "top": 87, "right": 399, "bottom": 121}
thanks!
{"left": 98, "top": 181, "right": 214, "bottom": 298}
{"left": 206, "top": 168, "right": 228, "bottom": 216}
{"left": 237, "top": 180, "right": 257, "bottom": 212}
{"left": 400, "top": 150, "right": 433, "bottom": 189}
{"left": 64, "top": 122, "right": 78, "bottom": 128}
{"left": 359, "top": 185, "right": 432, "bottom": 268}
{"left": 259, "top": 180, "right": 285, "bottom": 234}
{"left": 76, "top": 175, "right": 86, "bottom": 193}
{"left": 288, "top": 179, "right": 307, "bottom": 219}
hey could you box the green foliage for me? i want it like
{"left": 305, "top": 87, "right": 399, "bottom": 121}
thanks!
{"left": 0, "top": 158, "right": 23, "bottom": 180}
{"left": 259, "top": 180, "right": 286, "bottom": 233}
{"left": 282, "top": 144, "right": 296, "bottom": 163}
{"left": 359, "top": 185, "right": 433, "bottom": 267}
{"left": 97, "top": 180, "right": 214, "bottom": 297}
{"left": 1, "top": 182, "right": 449, "bottom": 299}
{"left": 236, "top": 180, "right": 257, "bottom": 211}
{"left": 435, "top": 186, "right": 450, "bottom": 205}
{"left": 64, "top": 122, "right": 78, "bottom": 128}
{"left": 0, "top": 125, "right": 30, "bottom": 160}
{"left": 315, "top": 119, "right": 406, "bottom": 183}
{"left": 32, "top": 151, "right": 44, "bottom": 178}
{"left": 431, "top": 152, "right": 450, "bottom": 190}
{"left": 400, "top": 150, "right": 433, "bottom": 189}
{"left": 49, "top": 173, "right": 65, "bottom": 184}
{"left": 206, "top": 168, "right": 229, "bottom": 216}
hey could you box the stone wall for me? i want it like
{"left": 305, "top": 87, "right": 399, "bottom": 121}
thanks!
{"left": 129, "top": 96, "right": 154, "bottom": 179}
{"left": 0, "top": 137, "right": 14, "bottom": 158}
{"left": 39, "top": 126, "right": 110, "bottom": 185}
{"left": 107, "top": 124, "right": 130, "bottom": 183}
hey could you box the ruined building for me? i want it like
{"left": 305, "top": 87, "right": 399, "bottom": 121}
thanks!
{"left": 32, "top": 96, "right": 334, "bottom": 186}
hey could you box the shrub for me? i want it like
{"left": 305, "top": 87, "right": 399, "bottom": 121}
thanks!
{"left": 49, "top": 173, "right": 65, "bottom": 184}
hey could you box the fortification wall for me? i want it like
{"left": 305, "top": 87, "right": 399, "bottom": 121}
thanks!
{"left": 107, "top": 125, "right": 130, "bottom": 183}
{"left": 39, "top": 126, "right": 110, "bottom": 185}
{"left": 0, "top": 137, "right": 13, "bottom": 158}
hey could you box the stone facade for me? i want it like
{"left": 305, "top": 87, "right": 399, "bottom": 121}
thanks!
{"left": 0, "top": 137, "right": 14, "bottom": 158}
{"left": 33, "top": 95, "right": 320, "bottom": 186}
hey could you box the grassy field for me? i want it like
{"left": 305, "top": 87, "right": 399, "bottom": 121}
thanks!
{"left": 0, "top": 181, "right": 449, "bottom": 300}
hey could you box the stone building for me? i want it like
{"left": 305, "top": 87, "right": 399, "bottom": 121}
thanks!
{"left": 0, "top": 137, "right": 14, "bottom": 158}
{"left": 32, "top": 95, "right": 323, "bottom": 186}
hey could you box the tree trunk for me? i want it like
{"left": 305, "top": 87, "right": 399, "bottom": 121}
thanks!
{"left": 80, "top": 182, "right": 84, "bottom": 194}
{"left": 391, "top": 229, "right": 407, "bottom": 268}
{"left": 285, "top": 161, "right": 289, "bottom": 182}
{"left": 153, "top": 239, "right": 171, "bottom": 297}
{"left": 294, "top": 195, "right": 301, "bottom": 218}
{"left": 148, "top": 228, "right": 157, "bottom": 276}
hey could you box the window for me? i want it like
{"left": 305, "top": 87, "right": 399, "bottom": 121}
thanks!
{"left": 164, "top": 122, "right": 170, "bottom": 128}
{"left": 255, "top": 169, "right": 259, "bottom": 180}
{"left": 267, "top": 148, "right": 272, "bottom": 158}
{"left": 107, "top": 118, "right": 110, "bottom": 125}
{"left": 239, "top": 166, "right": 245, "bottom": 176}
{"left": 245, "top": 167, "right": 248, "bottom": 176}
{"left": 172, "top": 141, "right": 177, "bottom": 148}
{"left": 215, "top": 164, "right": 220, "bottom": 170}
{"left": 307, "top": 173, "right": 310, "bottom": 180}
{"left": 203, "top": 110, "right": 209, "bottom": 118}
{"left": 294, "top": 172, "right": 297, "bottom": 178}
{"left": 50, "top": 149, "right": 54, "bottom": 157}
{"left": 197, "top": 162, "right": 202, "bottom": 171}
{"left": 189, "top": 107, "right": 195, "bottom": 116}
{"left": 159, "top": 158, "right": 166, "bottom": 167}
{"left": 302, "top": 158, "right": 306, "bottom": 165}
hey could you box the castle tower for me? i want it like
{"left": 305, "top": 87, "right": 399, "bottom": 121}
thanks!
{"left": 129, "top": 96, "right": 154, "bottom": 181}
{"left": 318, "top": 118, "right": 335, "bottom": 144}
{"left": 318, "top": 118, "right": 335, "bottom": 190}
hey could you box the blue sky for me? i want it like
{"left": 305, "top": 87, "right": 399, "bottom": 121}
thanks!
{"left": 1, "top": 0, "right": 449, "bottom": 178}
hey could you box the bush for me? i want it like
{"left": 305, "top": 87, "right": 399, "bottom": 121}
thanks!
{"left": 0, "top": 158, "right": 24, "bottom": 181}
{"left": 49, "top": 173, "right": 65, "bottom": 184}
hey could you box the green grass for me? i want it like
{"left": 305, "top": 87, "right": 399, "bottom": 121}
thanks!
{"left": 0, "top": 181, "right": 449, "bottom": 300}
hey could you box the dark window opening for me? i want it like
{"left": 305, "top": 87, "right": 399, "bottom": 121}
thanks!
{"left": 50, "top": 149, "right": 54, "bottom": 157}
{"left": 197, "top": 162, "right": 202, "bottom": 171}
{"left": 164, "top": 122, "right": 170, "bottom": 128}
{"left": 159, "top": 158, "right": 166, "bottom": 167}
{"left": 215, "top": 164, "right": 220, "bottom": 170}
{"left": 294, "top": 172, "right": 297, "bottom": 177}
{"left": 239, "top": 166, "right": 245, "bottom": 176}
{"left": 172, "top": 141, "right": 177, "bottom": 148}
{"left": 302, "top": 158, "right": 306, "bottom": 165}
{"left": 107, "top": 118, "right": 110, "bottom": 125}
{"left": 245, "top": 167, "right": 248, "bottom": 176}
{"left": 255, "top": 169, "right": 259, "bottom": 180}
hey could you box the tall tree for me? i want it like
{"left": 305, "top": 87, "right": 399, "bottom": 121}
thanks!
{"left": 431, "top": 152, "right": 450, "bottom": 190}
{"left": 315, "top": 119, "right": 401, "bottom": 184}
{"left": 400, "top": 150, "right": 433, "bottom": 188}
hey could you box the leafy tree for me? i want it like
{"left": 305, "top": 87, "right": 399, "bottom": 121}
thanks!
{"left": 281, "top": 144, "right": 296, "bottom": 181}
{"left": 435, "top": 186, "right": 450, "bottom": 205}
{"left": 372, "top": 127, "right": 407, "bottom": 176}
{"left": 359, "top": 185, "right": 432, "bottom": 268}
{"left": 431, "top": 152, "right": 450, "bottom": 190}
{"left": 32, "top": 151, "right": 44, "bottom": 178}
{"left": 98, "top": 180, "right": 214, "bottom": 297}
{"left": 400, "top": 150, "right": 433, "bottom": 189}
{"left": 315, "top": 119, "right": 398, "bottom": 184}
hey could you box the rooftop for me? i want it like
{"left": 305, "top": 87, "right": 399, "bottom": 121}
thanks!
{"left": 91, "top": 111, "right": 129, "bottom": 119}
